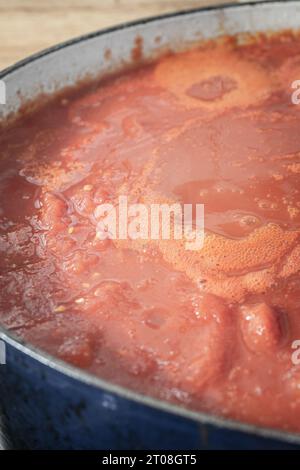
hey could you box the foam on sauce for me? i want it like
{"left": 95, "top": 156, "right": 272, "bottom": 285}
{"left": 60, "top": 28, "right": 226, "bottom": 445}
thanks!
{"left": 1, "top": 34, "right": 300, "bottom": 432}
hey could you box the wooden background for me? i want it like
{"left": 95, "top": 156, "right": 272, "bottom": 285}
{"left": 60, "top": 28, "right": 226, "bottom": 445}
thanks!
{"left": 0, "top": 0, "right": 242, "bottom": 70}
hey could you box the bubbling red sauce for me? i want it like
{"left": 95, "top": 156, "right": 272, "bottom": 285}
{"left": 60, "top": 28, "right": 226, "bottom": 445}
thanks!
{"left": 1, "top": 33, "right": 300, "bottom": 433}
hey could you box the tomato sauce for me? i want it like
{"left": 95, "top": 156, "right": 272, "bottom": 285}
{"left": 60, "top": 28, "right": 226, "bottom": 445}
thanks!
{"left": 1, "top": 33, "right": 300, "bottom": 433}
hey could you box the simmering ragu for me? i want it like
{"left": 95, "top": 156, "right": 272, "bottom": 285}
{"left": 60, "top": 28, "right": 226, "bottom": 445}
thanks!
{"left": 1, "top": 32, "right": 300, "bottom": 433}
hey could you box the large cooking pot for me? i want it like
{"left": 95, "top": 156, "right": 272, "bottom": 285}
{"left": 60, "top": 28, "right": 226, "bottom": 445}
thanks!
{"left": 1, "top": 0, "right": 300, "bottom": 450}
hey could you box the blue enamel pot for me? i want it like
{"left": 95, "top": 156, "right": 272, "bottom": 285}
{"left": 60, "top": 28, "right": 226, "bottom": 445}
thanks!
{"left": 1, "top": 1, "right": 300, "bottom": 450}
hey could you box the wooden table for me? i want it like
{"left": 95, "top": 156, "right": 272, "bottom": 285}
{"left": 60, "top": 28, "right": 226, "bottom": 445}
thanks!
{"left": 0, "top": 0, "right": 238, "bottom": 70}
